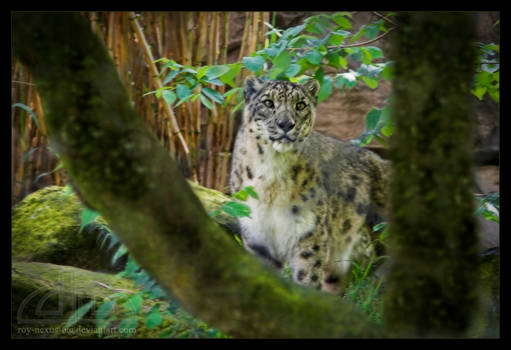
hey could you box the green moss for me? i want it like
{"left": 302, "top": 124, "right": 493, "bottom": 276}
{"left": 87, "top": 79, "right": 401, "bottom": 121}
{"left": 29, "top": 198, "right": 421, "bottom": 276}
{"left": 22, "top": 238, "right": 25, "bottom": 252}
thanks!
{"left": 12, "top": 186, "right": 118, "bottom": 272}
{"left": 11, "top": 262, "right": 137, "bottom": 338}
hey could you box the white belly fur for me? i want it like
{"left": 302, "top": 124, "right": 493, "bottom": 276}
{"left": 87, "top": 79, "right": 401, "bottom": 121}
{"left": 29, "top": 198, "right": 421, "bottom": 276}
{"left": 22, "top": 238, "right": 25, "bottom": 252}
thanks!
{"left": 239, "top": 193, "right": 316, "bottom": 263}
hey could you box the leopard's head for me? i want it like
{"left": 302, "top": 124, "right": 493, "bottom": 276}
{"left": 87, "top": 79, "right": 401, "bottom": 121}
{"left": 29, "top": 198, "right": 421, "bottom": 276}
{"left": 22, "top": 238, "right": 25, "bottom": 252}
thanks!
{"left": 243, "top": 77, "right": 320, "bottom": 152}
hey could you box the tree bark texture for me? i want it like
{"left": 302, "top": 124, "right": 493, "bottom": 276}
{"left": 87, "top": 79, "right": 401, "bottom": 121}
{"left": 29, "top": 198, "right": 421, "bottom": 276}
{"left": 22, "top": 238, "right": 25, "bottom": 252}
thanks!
{"left": 12, "top": 12, "right": 381, "bottom": 338}
{"left": 384, "top": 12, "right": 480, "bottom": 337}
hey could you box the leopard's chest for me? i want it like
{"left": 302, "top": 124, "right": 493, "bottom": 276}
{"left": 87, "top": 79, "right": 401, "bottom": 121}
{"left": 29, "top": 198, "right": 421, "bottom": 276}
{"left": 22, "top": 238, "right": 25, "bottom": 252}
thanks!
{"left": 237, "top": 153, "right": 318, "bottom": 261}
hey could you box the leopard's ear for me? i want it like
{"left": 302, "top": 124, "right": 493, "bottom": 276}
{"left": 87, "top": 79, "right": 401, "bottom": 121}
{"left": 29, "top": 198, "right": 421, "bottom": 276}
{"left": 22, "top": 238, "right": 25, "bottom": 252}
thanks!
{"left": 301, "top": 79, "right": 320, "bottom": 102}
{"left": 244, "top": 76, "right": 265, "bottom": 101}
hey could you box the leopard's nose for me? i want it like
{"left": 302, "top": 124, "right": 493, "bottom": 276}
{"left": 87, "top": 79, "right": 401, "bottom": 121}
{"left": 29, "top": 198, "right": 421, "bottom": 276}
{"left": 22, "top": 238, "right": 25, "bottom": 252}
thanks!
{"left": 277, "top": 118, "right": 295, "bottom": 133}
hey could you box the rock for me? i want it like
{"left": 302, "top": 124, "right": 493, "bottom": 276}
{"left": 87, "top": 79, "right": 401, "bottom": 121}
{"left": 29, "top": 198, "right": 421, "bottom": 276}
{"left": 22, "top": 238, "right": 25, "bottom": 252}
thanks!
{"left": 11, "top": 262, "right": 137, "bottom": 338}
{"left": 12, "top": 186, "right": 119, "bottom": 272}
{"left": 12, "top": 183, "right": 240, "bottom": 272}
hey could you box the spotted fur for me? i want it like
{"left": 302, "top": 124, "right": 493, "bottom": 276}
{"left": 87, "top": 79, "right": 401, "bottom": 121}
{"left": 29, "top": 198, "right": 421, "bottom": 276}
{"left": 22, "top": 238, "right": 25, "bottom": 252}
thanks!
{"left": 231, "top": 77, "right": 390, "bottom": 294}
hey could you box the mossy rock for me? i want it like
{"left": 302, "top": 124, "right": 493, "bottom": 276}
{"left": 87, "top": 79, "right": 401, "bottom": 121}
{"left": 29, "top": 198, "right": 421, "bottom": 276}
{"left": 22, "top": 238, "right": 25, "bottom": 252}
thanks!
{"left": 12, "top": 186, "right": 119, "bottom": 272}
{"left": 12, "top": 183, "right": 240, "bottom": 272}
{"left": 12, "top": 261, "right": 137, "bottom": 338}
{"left": 12, "top": 262, "right": 226, "bottom": 339}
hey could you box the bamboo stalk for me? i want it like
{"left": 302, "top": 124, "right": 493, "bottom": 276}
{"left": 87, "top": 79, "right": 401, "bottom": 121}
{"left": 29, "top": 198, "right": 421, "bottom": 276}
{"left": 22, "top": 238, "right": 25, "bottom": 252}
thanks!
{"left": 129, "top": 12, "right": 190, "bottom": 158}
{"left": 212, "top": 12, "right": 219, "bottom": 65}
{"left": 107, "top": 12, "right": 115, "bottom": 60}
{"left": 238, "top": 12, "right": 251, "bottom": 63}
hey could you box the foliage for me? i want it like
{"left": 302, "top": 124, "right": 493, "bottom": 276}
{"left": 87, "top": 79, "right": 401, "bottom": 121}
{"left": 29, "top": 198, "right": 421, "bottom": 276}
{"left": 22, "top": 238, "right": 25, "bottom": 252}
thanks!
{"left": 66, "top": 220, "right": 230, "bottom": 338}
{"left": 146, "top": 12, "right": 397, "bottom": 147}
{"left": 145, "top": 13, "right": 499, "bottom": 153}
{"left": 342, "top": 222, "right": 389, "bottom": 323}
{"left": 475, "top": 192, "right": 499, "bottom": 223}
{"left": 472, "top": 42, "right": 499, "bottom": 103}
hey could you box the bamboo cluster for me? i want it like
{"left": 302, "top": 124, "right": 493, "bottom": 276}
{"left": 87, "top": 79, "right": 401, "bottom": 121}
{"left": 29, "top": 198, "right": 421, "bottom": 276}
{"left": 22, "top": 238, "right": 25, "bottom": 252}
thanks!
{"left": 11, "top": 12, "right": 268, "bottom": 204}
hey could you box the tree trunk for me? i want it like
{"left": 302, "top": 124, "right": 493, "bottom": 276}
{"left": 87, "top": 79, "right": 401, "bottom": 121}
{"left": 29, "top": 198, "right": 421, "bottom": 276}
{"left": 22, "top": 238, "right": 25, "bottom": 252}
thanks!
{"left": 12, "top": 12, "right": 381, "bottom": 338}
{"left": 384, "top": 12, "right": 480, "bottom": 337}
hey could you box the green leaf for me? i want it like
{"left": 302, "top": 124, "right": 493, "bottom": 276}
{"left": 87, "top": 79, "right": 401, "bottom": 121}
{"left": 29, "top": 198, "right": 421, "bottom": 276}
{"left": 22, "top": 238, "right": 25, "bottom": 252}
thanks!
{"left": 365, "top": 20, "right": 383, "bottom": 39}
{"left": 199, "top": 94, "right": 214, "bottom": 111}
{"left": 203, "top": 78, "right": 224, "bottom": 86}
{"left": 372, "top": 222, "right": 387, "bottom": 232}
{"left": 79, "top": 208, "right": 100, "bottom": 233}
{"left": 244, "top": 186, "right": 259, "bottom": 199}
{"left": 243, "top": 56, "right": 266, "bottom": 73}
{"left": 272, "top": 50, "right": 291, "bottom": 72}
{"left": 96, "top": 300, "right": 115, "bottom": 321}
{"left": 202, "top": 87, "right": 224, "bottom": 104}
{"left": 268, "top": 67, "right": 284, "bottom": 80}
{"left": 328, "top": 31, "right": 348, "bottom": 46}
{"left": 282, "top": 24, "right": 306, "bottom": 38}
{"left": 232, "top": 186, "right": 259, "bottom": 201}
{"left": 381, "top": 125, "right": 394, "bottom": 137}
{"left": 145, "top": 305, "right": 163, "bottom": 329}
{"left": 338, "top": 55, "right": 348, "bottom": 69}
{"left": 357, "top": 64, "right": 383, "bottom": 79}
{"left": 361, "top": 76, "right": 378, "bottom": 89}
{"left": 162, "top": 90, "right": 177, "bottom": 106}
{"left": 345, "top": 47, "right": 363, "bottom": 62}
{"left": 350, "top": 26, "right": 366, "bottom": 43}
{"left": 65, "top": 300, "right": 96, "bottom": 328}
{"left": 335, "top": 71, "right": 358, "bottom": 89}
{"left": 124, "top": 293, "right": 143, "bottom": 315}
{"left": 205, "top": 65, "right": 231, "bottom": 80}
{"left": 196, "top": 66, "right": 210, "bottom": 80}
{"left": 360, "top": 48, "right": 373, "bottom": 65}
{"left": 221, "top": 201, "right": 251, "bottom": 218}
{"left": 176, "top": 84, "right": 192, "bottom": 100}
{"left": 51, "top": 161, "right": 64, "bottom": 173}
{"left": 219, "top": 63, "right": 242, "bottom": 88}
{"left": 471, "top": 86, "right": 487, "bottom": 100}
{"left": 332, "top": 15, "right": 352, "bottom": 29}
{"left": 162, "top": 70, "right": 180, "bottom": 85}
{"left": 475, "top": 70, "right": 494, "bottom": 86}
{"left": 317, "top": 76, "right": 333, "bottom": 103}
{"left": 482, "top": 43, "right": 499, "bottom": 53}
{"left": 112, "top": 244, "right": 128, "bottom": 265}
{"left": 325, "top": 51, "right": 340, "bottom": 69}
{"left": 488, "top": 87, "right": 499, "bottom": 103}
{"left": 231, "top": 101, "right": 244, "bottom": 115}
{"left": 12, "top": 103, "right": 40, "bottom": 130}
{"left": 233, "top": 189, "right": 248, "bottom": 201}
{"left": 365, "top": 46, "right": 383, "bottom": 59}
{"left": 304, "top": 50, "right": 323, "bottom": 65}
{"left": 381, "top": 61, "right": 394, "bottom": 80}
{"left": 285, "top": 64, "right": 301, "bottom": 78}
{"left": 365, "top": 108, "right": 381, "bottom": 131}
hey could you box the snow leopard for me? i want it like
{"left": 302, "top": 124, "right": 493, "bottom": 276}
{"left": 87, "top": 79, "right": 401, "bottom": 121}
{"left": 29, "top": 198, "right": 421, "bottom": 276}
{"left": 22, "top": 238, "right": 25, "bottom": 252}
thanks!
{"left": 231, "top": 76, "right": 390, "bottom": 294}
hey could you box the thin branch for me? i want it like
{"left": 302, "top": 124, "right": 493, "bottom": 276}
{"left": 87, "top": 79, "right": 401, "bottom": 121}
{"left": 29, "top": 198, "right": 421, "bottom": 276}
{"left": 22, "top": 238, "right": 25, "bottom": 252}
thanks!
{"left": 128, "top": 12, "right": 190, "bottom": 157}
{"left": 94, "top": 280, "right": 136, "bottom": 294}
{"left": 287, "top": 26, "right": 397, "bottom": 52}
{"left": 12, "top": 80, "right": 36, "bottom": 86}
{"left": 480, "top": 60, "right": 499, "bottom": 65}
{"left": 337, "top": 26, "right": 397, "bottom": 49}
{"left": 372, "top": 11, "right": 398, "bottom": 27}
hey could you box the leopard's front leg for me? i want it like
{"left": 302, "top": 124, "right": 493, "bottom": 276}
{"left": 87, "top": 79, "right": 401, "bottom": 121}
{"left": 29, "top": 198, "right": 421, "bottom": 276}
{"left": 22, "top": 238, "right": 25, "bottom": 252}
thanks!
{"left": 289, "top": 234, "right": 344, "bottom": 294}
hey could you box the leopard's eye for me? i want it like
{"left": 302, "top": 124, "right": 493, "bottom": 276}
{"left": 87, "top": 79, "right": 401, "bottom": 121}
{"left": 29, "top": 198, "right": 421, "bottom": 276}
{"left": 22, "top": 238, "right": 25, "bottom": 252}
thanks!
{"left": 296, "top": 102, "right": 307, "bottom": 111}
{"left": 262, "top": 99, "right": 274, "bottom": 108}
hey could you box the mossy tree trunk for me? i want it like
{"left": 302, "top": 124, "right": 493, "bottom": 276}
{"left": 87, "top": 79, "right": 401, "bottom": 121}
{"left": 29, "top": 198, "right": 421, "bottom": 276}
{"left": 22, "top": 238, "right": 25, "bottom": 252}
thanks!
{"left": 12, "top": 12, "right": 381, "bottom": 338}
{"left": 384, "top": 12, "right": 480, "bottom": 337}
